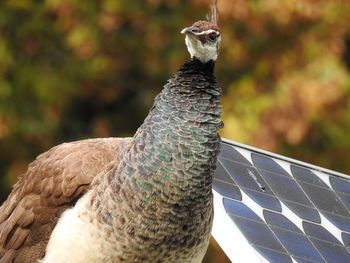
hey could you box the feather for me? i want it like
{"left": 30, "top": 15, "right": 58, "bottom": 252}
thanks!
{"left": 0, "top": 138, "right": 131, "bottom": 263}
{"left": 207, "top": 0, "right": 218, "bottom": 25}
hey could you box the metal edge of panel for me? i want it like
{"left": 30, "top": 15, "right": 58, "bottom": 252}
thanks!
{"left": 221, "top": 137, "right": 350, "bottom": 180}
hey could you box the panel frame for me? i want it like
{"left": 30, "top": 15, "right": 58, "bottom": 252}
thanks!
{"left": 221, "top": 138, "right": 350, "bottom": 181}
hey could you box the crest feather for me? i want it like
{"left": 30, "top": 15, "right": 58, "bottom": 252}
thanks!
{"left": 207, "top": 0, "right": 218, "bottom": 26}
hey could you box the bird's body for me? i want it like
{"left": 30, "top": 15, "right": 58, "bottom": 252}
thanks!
{"left": 0, "top": 4, "right": 222, "bottom": 262}
{"left": 41, "top": 58, "right": 222, "bottom": 263}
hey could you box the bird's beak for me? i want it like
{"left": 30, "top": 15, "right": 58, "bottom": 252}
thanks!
{"left": 181, "top": 26, "right": 198, "bottom": 35}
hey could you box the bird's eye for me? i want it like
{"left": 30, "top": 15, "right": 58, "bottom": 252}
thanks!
{"left": 208, "top": 33, "right": 218, "bottom": 42}
{"left": 191, "top": 27, "right": 199, "bottom": 33}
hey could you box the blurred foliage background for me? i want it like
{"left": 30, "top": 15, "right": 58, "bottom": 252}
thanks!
{"left": 0, "top": 0, "right": 350, "bottom": 260}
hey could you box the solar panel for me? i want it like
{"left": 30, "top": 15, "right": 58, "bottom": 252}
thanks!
{"left": 212, "top": 138, "right": 350, "bottom": 263}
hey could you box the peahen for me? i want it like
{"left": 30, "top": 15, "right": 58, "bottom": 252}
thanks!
{"left": 0, "top": 2, "right": 223, "bottom": 263}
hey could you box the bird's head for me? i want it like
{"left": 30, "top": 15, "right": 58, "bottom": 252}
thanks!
{"left": 181, "top": 1, "right": 220, "bottom": 64}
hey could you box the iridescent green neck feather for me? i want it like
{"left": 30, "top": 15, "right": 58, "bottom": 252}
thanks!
{"left": 127, "top": 58, "right": 221, "bottom": 202}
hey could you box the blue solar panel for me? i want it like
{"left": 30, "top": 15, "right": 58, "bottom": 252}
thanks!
{"left": 310, "top": 238, "right": 350, "bottom": 263}
{"left": 270, "top": 226, "right": 324, "bottom": 262}
{"left": 213, "top": 179, "right": 242, "bottom": 201}
{"left": 229, "top": 215, "right": 287, "bottom": 253}
{"left": 342, "top": 232, "right": 350, "bottom": 247}
{"left": 223, "top": 198, "right": 260, "bottom": 220}
{"left": 264, "top": 210, "right": 301, "bottom": 233}
{"left": 282, "top": 200, "right": 320, "bottom": 223}
{"left": 291, "top": 165, "right": 327, "bottom": 187}
{"left": 330, "top": 176, "right": 350, "bottom": 194}
{"left": 254, "top": 246, "right": 292, "bottom": 263}
{"left": 303, "top": 221, "right": 341, "bottom": 244}
{"left": 338, "top": 193, "right": 350, "bottom": 212}
{"left": 212, "top": 139, "right": 350, "bottom": 263}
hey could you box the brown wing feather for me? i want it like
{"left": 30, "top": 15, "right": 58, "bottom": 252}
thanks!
{"left": 0, "top": 137, "right": 131, "bottom": 263}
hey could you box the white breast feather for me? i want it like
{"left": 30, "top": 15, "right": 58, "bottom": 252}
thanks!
{"left": 39, "top": 193, "right": 117, "bottom": 263}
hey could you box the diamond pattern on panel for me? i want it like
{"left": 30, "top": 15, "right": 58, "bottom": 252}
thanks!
{"left": 213, "top": 140, "right": 350, "bottom": 263}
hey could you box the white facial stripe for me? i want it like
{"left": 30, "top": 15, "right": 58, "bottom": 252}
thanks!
{"left": 194, "top": 29, "right": 219, "bottom": 36}
{"left": 185, "top": 34, "right": 220, "bottom": 63}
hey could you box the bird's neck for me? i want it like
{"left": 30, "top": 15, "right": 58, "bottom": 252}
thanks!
{"left": 184, "top": 57, "right": 216, "bottom": 74}
{"left": 130, "top": 57, "right": 221, "bottom": 195}
{"left": 92, "top": 58, "right": 222, "bottom": 222}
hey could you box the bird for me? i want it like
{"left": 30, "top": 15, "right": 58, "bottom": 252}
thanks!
{"left": 0, "top": 2, "right": 222, "bottom": 263}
